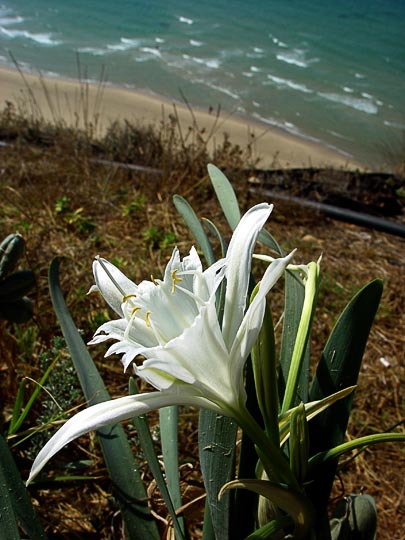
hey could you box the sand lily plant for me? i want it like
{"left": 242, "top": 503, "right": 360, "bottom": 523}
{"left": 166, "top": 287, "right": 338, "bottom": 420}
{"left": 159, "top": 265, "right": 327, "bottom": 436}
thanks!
{"left": 16, "top": 165, "right": 405, "bottom": 540}
{"left": 28, "top": 203, "right": 298, "bottom": 487}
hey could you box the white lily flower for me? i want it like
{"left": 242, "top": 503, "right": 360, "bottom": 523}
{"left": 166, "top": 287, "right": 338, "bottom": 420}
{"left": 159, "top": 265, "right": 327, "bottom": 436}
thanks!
{"left": 27, "top": 203, "right": 294, "bottom": 484}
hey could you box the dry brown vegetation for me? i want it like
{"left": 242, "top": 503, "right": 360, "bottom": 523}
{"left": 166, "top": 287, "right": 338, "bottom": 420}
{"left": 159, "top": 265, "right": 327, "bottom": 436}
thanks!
{"left": 0, "top": 106, "right": 404, "bottom": 539}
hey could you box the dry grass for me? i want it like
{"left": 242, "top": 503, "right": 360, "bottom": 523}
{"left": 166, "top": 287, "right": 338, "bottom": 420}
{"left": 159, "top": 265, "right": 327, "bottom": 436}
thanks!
{"left": 0, "top": 108, "right": 404, "bottom": 538}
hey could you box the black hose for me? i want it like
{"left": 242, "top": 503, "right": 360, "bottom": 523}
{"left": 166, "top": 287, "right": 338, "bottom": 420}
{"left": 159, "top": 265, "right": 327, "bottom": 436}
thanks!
{"left": 249, "top": 187, "right": 405, "bottom": 239}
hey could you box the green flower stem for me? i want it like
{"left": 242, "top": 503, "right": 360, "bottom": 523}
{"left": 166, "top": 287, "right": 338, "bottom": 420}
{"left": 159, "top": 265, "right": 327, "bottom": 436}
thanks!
{"left": 308, "top": 432, "right": 405, "bottom": 469}
{"left": 234, "top": 406, "right": 300, "bottom": 491}
{"left": 281, "top": 262, "right": 320, "bottom": 414}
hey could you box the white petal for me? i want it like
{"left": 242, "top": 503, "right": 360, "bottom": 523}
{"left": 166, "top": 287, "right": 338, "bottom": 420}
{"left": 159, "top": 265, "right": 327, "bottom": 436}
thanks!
{"left": 222, "top": 203, "right": 273, "bottom": 349}
{"left": 137, "top": 301, "right": 233, "bottom": 403}
{"left": 230, "top": 251, "right": 295, "bottom": 392}
{"left": 27, "top": 390, "right": 222, "bottom": 485}
{"left": 93, "top": 258, "right": 138, "bottom": 316}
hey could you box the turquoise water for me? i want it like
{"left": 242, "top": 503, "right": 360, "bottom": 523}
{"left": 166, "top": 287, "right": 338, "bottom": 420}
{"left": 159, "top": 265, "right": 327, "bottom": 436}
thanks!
{"left": 1, "top": 0, "right": 404, "bottom": 166}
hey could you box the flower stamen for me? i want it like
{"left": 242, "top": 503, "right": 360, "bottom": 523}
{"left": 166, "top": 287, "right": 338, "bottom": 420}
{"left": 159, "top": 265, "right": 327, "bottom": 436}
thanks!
{"left": 171, "top": 269, "right": 183, "bottom": 294}
{"left": 123, "top": 294, "right": 137, "bottom": 303}
{"left": 145, "top": 310, "right": 152, "bottom": 327}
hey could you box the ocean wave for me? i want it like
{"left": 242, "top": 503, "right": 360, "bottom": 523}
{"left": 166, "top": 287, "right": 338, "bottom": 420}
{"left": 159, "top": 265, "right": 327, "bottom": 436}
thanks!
{"left": 0, "top": 27, "right": 62, "bottom": 46}
{"left": 178, "top": 15, "right": 193, "bottom": 25}
{"left": 276, "top": 49, "right": 319, "bottom": 68}
{"left": 253, "top": 112, "right": 303, "bottom": 136}
{"left": 140, "top": 47, "right": 162, "bottom": 59}
{"left": 269, "top": 34, "right": 288, "bottom": 48}
{"left": 77, "top": 46, "right": 108, "bottom": 56}
{"left": 107, "top": 38, "right": 141, "bottom": 52}
{"left": 265, "top": 74, "right": 313, "bottom": 94}
{"left": 193, "top": 79, "right": 239, "bottom": 100}
{"left": 384, "top": 120, "right": 405, "bottom": 129}
{"left": 0, "top": 15, "right": 24, "bottom": 26}
{"left": 318, "top": 92, "right": 378, "bottom": 114}
{"left": 182, "top": 54, "right": 220, "bottom": 70}
{"left": 190, "top": 39, "right": 203, "bottom": 47}
{"left": 253, "top": 112, "right": 352, "bottom": 156}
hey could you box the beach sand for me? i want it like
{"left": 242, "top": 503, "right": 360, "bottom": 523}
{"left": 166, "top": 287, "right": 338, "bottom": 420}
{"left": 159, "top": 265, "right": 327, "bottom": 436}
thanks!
{"left": 0, "top": 66, "right": 362, "bottom": 169}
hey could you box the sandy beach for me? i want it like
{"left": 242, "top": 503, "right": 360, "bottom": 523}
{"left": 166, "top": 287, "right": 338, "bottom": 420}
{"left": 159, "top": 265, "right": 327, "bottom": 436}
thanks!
{"left": 0, "top": 66, "right": 362, "bottom": 169}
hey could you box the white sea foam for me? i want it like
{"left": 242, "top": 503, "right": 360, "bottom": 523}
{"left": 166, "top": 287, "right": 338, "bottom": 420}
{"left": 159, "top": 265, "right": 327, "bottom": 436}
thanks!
{"left": 276, "top": 49, "right": 318, "bottom": 68}
{"left": 140, "top": 47, "right": 162, "bottom": 58}
{"left": 155, "top": 37, "right": 165, "bottom": 44}
{"left": 186, "top": 55, "right": 220, "bottom": 69}
{"left": 242, "top": 72, "right": 254, "bottom": 78}
{"left": 318, "top": 92, "right": 378, "bottom": 114}
{"left": 253, "top": 47, "right": 264, "bottom": 53}
{"left": 107, "top": 38, "right": 141, "bottom": 51}
{"left": 269, "top": 35, "right": 288, "bottom": 47}
{"left": 384, "top": 120, "right": 405, "bottom": 129}
{"left": 0, "top": 15, "right": 24, "bottom": 26}
{"left": 178, "top": 16, "right": 193, "bottom": 25}
{"left": 266, "top": 74, "right": 312, "bottom": 94}
{"left": 77, "top": 46, "right": 108, "bottom": 56}
{"left": 0, "top": 27, "right": 61, "bottom": 46}
{"left": 343, "top": 86, "right": 354, "bottom": 93}
{"left": 190, "top": 39, "right": 203, "bottom": 47}
{"left": 194, "top": 79, "right": 239, "bottom": 100}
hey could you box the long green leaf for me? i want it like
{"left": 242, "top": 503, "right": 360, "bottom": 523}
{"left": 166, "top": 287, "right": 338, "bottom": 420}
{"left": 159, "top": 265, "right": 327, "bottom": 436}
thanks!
{"left": 0, "top": 432, "right": 46, "bottom": 539}
{"left": 278, "top": 270, "right": 308, "bottom": 406}
{"left": 173, "top": 195, "right": 215, "bottom": 265}
{"left": 207, "top": 164, "right": 241, "bottom": 230}
{"left": 48, "top": 257, "right": 159, "bottom": 540}
{"left": 199, "top": 412, "right": 237, "bottom": 540}
{"left": 129, "top": 378, "right": 186, "bottom": 540}
{"left": 159, "top": 405, "right": 186, "bottom": 538}
{"left": 207, "top": 163, "right": 282, "bottom": 254}
{"left": 281, "top": 262, "right": 320, "bottom": 414}
{"left": 307, "top": 279, "right": 383, "bottom": 517}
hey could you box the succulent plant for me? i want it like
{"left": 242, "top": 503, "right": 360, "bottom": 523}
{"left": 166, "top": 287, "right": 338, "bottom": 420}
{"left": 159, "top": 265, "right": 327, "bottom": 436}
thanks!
{"left": 0, "top": 233, "right": 35, "bottom": 323}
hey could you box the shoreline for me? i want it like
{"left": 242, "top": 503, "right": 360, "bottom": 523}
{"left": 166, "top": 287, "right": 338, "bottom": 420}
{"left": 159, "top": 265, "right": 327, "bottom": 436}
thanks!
{"left": 0, "top": 65, "right": 364, "bottom": 170}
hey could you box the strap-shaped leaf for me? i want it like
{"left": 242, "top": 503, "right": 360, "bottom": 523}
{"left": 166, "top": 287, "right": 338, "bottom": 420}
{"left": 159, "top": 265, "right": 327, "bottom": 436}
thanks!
{"left": 49, "top": 258, "right": 159, "bottom": 540}
{"left": 207, "top": 164, "right": 282, "bottom": 254}
{"left": 0, "top": 433, "right": 46, "bottom": 539}
{"left": 173, "top": 195, "right": 215, "bottom": 265}
{"left": 278, "top": 270, "right": 308, "bottom": 406}
{"left": 207, "top": 164, "right": 241, "bottom": 231}
{"left": 129, "top": 378, "right": 186, "bottom": 540}
{"left": 307, "top": 278, "right": 383, "bottom": 515}
{"left": 199, "top": 412, "right": 237, "bottom": 540}
{"left": 159, "top": 406, "right": 186, "bottom": 538}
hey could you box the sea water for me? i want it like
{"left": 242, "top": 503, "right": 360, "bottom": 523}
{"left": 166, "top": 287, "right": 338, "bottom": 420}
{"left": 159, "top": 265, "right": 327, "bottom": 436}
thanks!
{"left": 1, "top": 0, "right": 404, "bottom": 167}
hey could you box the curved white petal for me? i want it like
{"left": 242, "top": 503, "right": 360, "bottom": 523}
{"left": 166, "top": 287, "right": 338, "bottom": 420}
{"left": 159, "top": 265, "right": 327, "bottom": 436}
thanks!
{"left": 222, "top": 203, "right": 273, "bottom": 349}
{"left": 137, "top": 300, "right": 233, "bottom": 402}
{"left": 230, "top": 250, "right": 295, "bottom": 394}
{"left": 93, "top": 258, "right": 138, "bottom": 316}
{"left": 27, "top": 390, "right": 223, "bottom": 485}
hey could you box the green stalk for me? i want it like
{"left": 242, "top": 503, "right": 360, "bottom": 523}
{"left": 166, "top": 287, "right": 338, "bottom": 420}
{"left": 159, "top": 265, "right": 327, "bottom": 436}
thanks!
{"left": 308, "top": 432, "right": 405, "bottom": 469}
{"left": 234, "top": 407, "right": 299, "bottom": 491}
{"left": 281, "top": 262, "right": 320, "bottom": 414}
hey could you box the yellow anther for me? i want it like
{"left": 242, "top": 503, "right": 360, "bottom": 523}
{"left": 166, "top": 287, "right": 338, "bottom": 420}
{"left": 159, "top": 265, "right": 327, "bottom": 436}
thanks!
{"left": 145, "top": 310, "right": 152, "bottom": 327}
{"left": 171, "top": 269, "right": 183, "bottom": 294}
{"left": 123, "top": 294, "right": 137, "bottom": 303}
{"left": 130, "top": 306, "right": 142, "bottom": 317}
{"left": 151, "top": 275, "right": 158, "bottom": 286}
